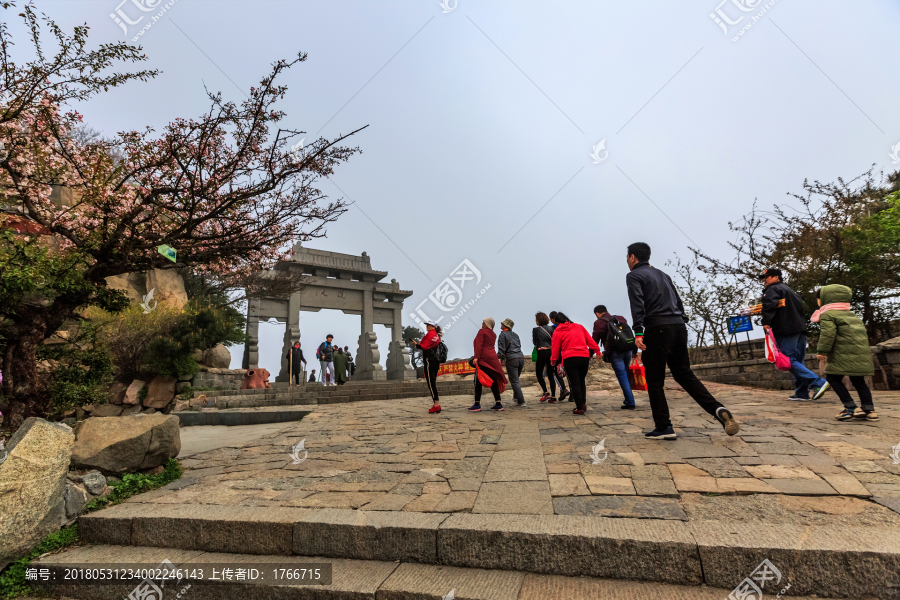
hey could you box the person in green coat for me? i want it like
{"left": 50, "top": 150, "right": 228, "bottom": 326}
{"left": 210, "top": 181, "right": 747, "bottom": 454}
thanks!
{"left": 332, "top": 347, "right": 349, "bottom": 385}
{"left": 813, "top": 284, "right": 877, "bottom": 421}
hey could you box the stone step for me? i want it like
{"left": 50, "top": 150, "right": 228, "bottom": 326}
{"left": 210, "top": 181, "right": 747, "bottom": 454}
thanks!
{"left": 192, "top": 380, "right": 471, "bottom": 400}
{"left": 77, "top": 504, "right": 898, "bottom": 598}
{"left": 175, "top": 407, "right": 311, "bottom": 427}
{"left": 34, "top": 544, "right": 843, "bottom": 600}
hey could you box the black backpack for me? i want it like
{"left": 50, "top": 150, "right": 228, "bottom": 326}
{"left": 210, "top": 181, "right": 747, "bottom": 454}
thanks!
{"left": 605, "top": 316, "right": 638, "bottom": 353}
{"left": 433, "top": 340, "right": 448, "bottom": 363}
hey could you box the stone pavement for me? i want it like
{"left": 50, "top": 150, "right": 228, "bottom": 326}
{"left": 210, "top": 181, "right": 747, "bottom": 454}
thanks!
{"left": 140, "top": 379, "right": 900, "bottom": 526}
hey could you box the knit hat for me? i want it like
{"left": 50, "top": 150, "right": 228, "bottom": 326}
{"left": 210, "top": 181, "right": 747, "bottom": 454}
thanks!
{"left": 501, "top": 318, "right": 514, "bottom": 329}
{"left": 483, "top": 317, "right": 495, "bottom": 329}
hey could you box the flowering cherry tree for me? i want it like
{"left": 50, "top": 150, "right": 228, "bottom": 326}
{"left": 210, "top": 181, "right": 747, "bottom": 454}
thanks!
{"left": 0, "top": 3, "right": 364, "bottom": 425}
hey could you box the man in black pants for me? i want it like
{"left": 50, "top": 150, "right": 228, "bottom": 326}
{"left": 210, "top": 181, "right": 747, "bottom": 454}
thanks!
{"left": 626, "top": 242, "right": 740, "bottom": 440}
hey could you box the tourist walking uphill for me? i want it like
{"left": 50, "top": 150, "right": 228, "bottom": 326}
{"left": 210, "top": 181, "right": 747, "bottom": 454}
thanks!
{"left": 410, "top": 321, "right": 444, "bottom": 414}
{"left": 813, "top": 285, "right": 879, "bottom": 421}
{"left": 549, "top": 312, "right": 601, "bottom": 415}
{"left": 592, "top": 305, "right": 636, "bottom": 410}
{"left": 498, "top": 318, "right": 526, "bottom": 407}
{"left": 470, "top": 318, "right": 508, "bottom": 412}
{"left": 548, "top": 312, "right": 571, "bottom": 401}
{"left": 333, "top": 347, "right": 349, "bottom": 385}
{"left": 318, "top": 335, "right": 336, "bottom": 386}
{"left": 533, "top": 313, "right": 560, "bottom": 403}
{"left": 760, "top": 268, "right": 830, "bottom": 401}
{"left": 626, "top": 242, "right": 740, "bottom": 440}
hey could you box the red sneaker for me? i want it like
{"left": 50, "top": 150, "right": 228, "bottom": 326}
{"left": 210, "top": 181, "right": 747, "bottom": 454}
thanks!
{"left": 573, "top": 408, "right": 585, "bottom": 415}
{"left": 539, "top": 393, "right": 550, "bottom": 402}
{"left": 429, "top": 404, "right": 441, "bottom": 414}
{"left": 547, "top": 397, "right": 558, "bottom": 404}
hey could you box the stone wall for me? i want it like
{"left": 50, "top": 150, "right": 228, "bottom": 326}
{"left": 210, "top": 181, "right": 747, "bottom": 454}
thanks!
{"left": 686, "top": 355, "right": 823, "bottom": 390}
{"left": 193, "top": 368, "right": 246, "bottom": 390}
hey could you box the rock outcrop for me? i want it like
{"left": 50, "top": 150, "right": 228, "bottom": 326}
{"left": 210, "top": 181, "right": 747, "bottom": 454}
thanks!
{"left": 203, "top": 343, "right": 231, "bottom": 368}
{"left": 143, "top": 375, "right": 176, "bottom": 410}
{"left": 0, "top": 418, "right": 74, "bottom": 570}
{"left": 71, "top": 414, "right": 180, "bottom": 474}
{"left": 106, "top": 268, "right": 187, "bottom": 309}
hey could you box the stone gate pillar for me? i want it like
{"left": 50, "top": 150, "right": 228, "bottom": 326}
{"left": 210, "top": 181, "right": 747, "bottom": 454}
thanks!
{"left": 354, "top": 289, "right": 385, "bottom": 380}
{"left": 386, "top": 305, "right": 415, "bottom": 380}
{"left": 277, "top": 292, "right": 303, "bottom": 383}
{"left": 243, "top": 299, "right": 260, "bottom": 369}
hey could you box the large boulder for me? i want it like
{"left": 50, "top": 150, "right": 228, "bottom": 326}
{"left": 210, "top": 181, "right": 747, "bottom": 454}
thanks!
{"left": 123, "top": 379, "right": 145, "bottom": 405}
{"left": 108, "top": 382, "right": 127, "bottom": 405}
{"left": 71, "top": 414, "right": 180, "bottom": 474}
{"left": 0, "top": 418, "right": 75, "bottom": 570}
{"left": 203, "top": 344, "right": 231, "bottom": 368}
{"left": 145, "top": 268, "right": 188, "bottom": 309}
{"left": 63, "top": 471, "right": 109, "bottom": 523}
{"left": 143, "top": 375, "right": 176, "bottom": 409}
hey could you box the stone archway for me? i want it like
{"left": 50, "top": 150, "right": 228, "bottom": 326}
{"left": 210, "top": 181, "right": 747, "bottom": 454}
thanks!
{"left": 243, "top": 245, "right": 415, "bottom": 383}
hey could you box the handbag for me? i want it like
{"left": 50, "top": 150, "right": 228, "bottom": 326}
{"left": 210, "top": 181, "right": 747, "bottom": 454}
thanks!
{"left": 765, "top": 329, "right": 792, "bottom": 372}
{"left": 555, "top": 362, "right": 566, "bottom": 378}
{"left": 531, "top": 347, "right": 538, "bottom": 361}
{"left": 628, "top": 355, "right": 648, "bottom": 391}
{"left": 475, "top": 366, "right": 494, "bottom": 387}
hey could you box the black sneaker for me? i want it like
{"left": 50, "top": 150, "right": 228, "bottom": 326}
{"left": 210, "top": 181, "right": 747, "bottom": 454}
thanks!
{"left": 468, "top": 404, "right": 482, "bottom": 412}
{"left": 621, "top": 404, "right": 636, "bottom": 410}
{"left": 491, "top": 402, "right": 504, "bottom": 411}
{"left": 644, "top": 426, "right": 676, "bottom": 440}
{"left": 547, "top": 397, "right": 558, "bottom": 404}
{"left": 788, "top": 395, "right": 811, "bottom": 402}
{"left": 560, "top": 390, "right": 571, "bottom": 402}
{"left": 715, "top": 407, "right": 740, "bottom": 436}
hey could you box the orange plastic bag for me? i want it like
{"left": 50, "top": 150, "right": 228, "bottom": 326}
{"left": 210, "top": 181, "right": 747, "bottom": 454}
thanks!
{"left": 628, "top": 355, "right": 648, "bottom": 391}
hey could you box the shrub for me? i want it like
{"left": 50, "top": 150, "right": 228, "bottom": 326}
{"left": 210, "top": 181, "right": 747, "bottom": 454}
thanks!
{"left": 38, "top": 323, "right": 114, "bottom": 419}
{"left": 89, "top": 304, "right": 181, "bottom": 382}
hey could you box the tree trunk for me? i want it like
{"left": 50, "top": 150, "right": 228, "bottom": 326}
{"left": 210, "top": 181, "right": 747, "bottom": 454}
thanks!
{"left": 1, "top": 297, "right": 82, "bottom": 430}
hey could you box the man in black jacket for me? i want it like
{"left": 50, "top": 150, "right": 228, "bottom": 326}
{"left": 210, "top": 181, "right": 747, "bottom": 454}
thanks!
{"left": 759, "top": 268, "right": 829, "bottom": 401}
{"left": 626, "top": 242, "right": 739, "bottom": 440}
{"left": 285, "top": 341, "right": 306, "bottom": 386}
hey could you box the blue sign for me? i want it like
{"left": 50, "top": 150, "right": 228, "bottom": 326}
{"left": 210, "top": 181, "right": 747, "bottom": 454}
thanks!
{"left": 727, "top": 315, "right": 753, "bottom": 334}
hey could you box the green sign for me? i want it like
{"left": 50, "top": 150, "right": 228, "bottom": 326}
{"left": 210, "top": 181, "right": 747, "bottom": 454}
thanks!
{"left": 158, "top": 244, "right": 177, "bottom": 263}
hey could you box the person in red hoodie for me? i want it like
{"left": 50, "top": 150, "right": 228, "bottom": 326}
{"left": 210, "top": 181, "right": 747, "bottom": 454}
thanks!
{"left": 470, "top": 317, "right": 508, "bottom": 412}
{"left": 410, "top": 320, "right": 444, "bottom": 414}
{"left": 550, "top": 311, "right": 601, "bottom": 415}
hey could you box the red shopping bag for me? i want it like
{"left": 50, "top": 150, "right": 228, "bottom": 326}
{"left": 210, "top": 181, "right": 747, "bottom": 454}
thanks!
{"left": 628, "top": 355, "right": 648, "bottom": 391}
{"left": 476, "top": 366, "right": 506, "bottom": 394}
{"left": 765, "top": 329, "right": 792, "bottom": 372}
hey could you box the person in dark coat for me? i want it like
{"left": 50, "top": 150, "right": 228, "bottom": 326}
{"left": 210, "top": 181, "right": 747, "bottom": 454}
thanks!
{"left": 285, "top": 341, "right": 306, "bottom": 386}
{"left": 498, "top": 318, "right": 526, "bottom": 407}
{"left": 627, "top": 242, "right": 739, "bottom": 440}
{"left": 308, "top": 370, "right": 317, "bottom": 383}
{"left": 470, "top": 318, "right": 507, "bottom": 412}
{"left": 333, "top": 347, "right": 349, "bottom": 385}
{"left": 532, "top": 312, "right": 560, "bottom": 402}
{"left": 760, "top": 268, "right": 829, "bottom": 401}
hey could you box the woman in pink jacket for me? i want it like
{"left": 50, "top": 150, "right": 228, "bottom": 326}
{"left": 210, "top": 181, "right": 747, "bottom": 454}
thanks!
{"left": 550, "top": 312, "right": 601, "bottom": 415}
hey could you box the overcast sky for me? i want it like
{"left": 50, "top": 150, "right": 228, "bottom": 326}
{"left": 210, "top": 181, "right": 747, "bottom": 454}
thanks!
{"left": 11, "top": 0, "right": 900, "bottom": 373}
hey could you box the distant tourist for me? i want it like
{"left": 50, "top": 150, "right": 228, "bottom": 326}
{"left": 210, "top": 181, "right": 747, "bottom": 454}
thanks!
{"left": 498, "top": 318, "right": 526, "bottom": 407}
{"left": 410, "top": 320, "right": 444, "bottom": 413}
{"left": 533, "top": 312, "right": 559, "bottom": 403}
{"left": 626, "top": 242, "right": 739, "bottom": 440}
{"left": 308, "top": 370, "right": 317, "bottom": 383}
{"left": 344, "top": 346, "right": 355, "bottom": 379}
{"left": 333, "top": 347, "right": 349, "bottom": 385}
{"left": 813, "top": 285, "right": 878, "bottom": 421}
{"left": 760, "top": 268, "right": 830, "bottom": 401}
{"left": 592, "top": 305, "right": 636, "bottom": 409}
{"left": 316, "top": 343, "right": 325, "bottom": 384}
{"left": 549, "top": 311, "right": 600, "bottom": 415}
{"left": 285, "top": 341, "right": 307, "bottom": 386}
{"left": 470, "top": 318, "right": 507, "bottom": 412}
{"left": 318, "top": 335, "right": 336, "bottom": 386}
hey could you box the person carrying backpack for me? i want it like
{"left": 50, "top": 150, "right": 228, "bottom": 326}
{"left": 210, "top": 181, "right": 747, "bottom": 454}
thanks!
{"left": 626, "top": 242, "right": 740, "bottom": 440}
{"left": 498, "top": 318, "right": 526, "bottom": 407}
{"left": 592, "top": 305, "right": 636, "bottom": 409}
{"left": 813, "top": 285, "right": 878, "bottom": 422}
{"left": 410, "top": 321, "right": 445, "bottom": 413}
{"left": 547, "top": 312, "right": 571, "bottom": 401}
{"left": 318, "top": 335, "right": 336, "bottom": 386}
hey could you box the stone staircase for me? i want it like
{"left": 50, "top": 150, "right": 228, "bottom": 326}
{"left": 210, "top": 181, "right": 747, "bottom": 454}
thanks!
{"left": 34, "top": 504, "right": 895, "bottom": 599}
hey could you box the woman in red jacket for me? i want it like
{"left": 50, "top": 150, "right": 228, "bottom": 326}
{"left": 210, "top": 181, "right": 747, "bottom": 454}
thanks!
{"left": 470, "top": 318, "right": 508, "bottom": 412}
{"left": 550, "top": 311, "right": 601, "bottom": 415}
{"left": 411, "top": 321, "right": 443, "bottom": 414}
